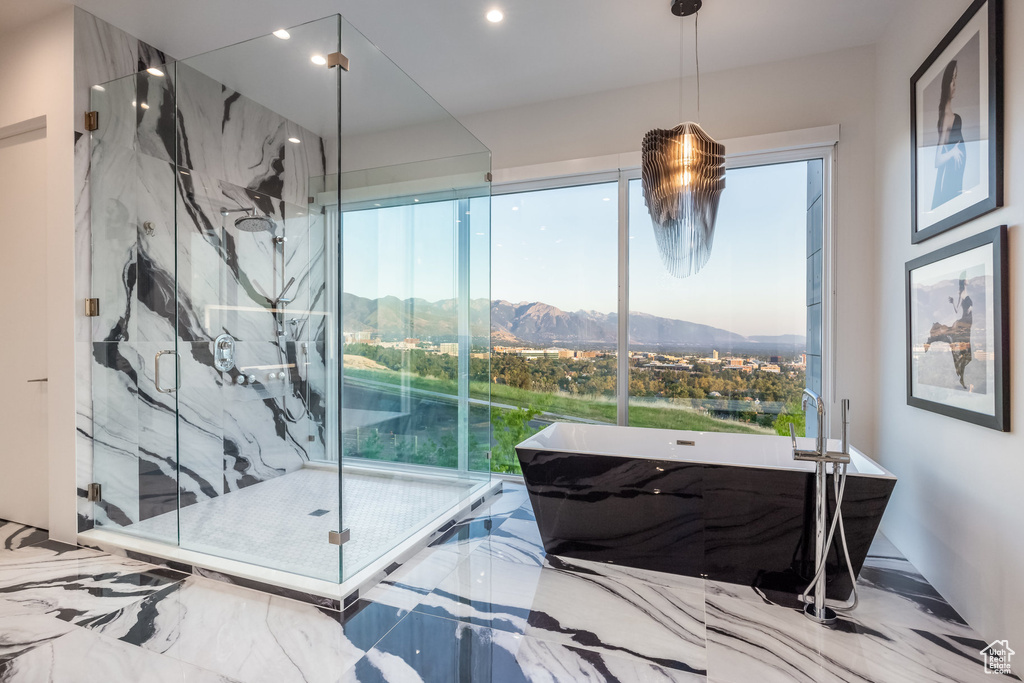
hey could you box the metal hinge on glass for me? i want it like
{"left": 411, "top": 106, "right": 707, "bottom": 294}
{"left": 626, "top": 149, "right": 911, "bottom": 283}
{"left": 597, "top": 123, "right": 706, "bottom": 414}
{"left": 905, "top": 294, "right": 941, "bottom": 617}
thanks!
{"left": 84, "top": 111, "right": 98, "bottom": 131}
{"left": 85, "top": 298, "right": 100, "bottom": 317}
{"left": 87, "top": 483, "right": 102, "bottom": 502}
{"left": 328, "top": 529, "right": 351, "bottom": 546}
{"left": 326, "top": 52, "right": 349, "bottom": 71}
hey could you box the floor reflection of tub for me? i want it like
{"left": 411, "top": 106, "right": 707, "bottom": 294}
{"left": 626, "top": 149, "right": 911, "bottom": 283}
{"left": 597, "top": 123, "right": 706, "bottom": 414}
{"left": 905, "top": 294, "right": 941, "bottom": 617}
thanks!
{"left": 516, "top": 423, "right": 896, "bottom": 600}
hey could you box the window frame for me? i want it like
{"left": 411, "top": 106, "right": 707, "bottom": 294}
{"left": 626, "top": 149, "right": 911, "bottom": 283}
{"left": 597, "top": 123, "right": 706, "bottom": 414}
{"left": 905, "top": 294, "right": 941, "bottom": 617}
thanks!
{"left": 491, "top": 141, "right": 838, "bottom": 435}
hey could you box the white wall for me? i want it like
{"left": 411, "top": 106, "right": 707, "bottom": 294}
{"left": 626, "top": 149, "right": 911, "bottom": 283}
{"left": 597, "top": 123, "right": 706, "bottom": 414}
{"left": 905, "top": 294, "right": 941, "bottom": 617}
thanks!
{"left": 874, "top": 0, "right": 1023, "bottom": 647}
{"left": 0, "top": 8, "right": 77, "bottom": 541}
{"left": 461, "top": 45, "right": 880, "bottom": 455}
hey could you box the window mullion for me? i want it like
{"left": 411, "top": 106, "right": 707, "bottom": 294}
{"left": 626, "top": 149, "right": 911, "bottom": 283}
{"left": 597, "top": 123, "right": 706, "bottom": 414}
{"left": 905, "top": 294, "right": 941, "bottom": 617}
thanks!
{"left": 617, "top": 171, "right": 630, "bottom": 426}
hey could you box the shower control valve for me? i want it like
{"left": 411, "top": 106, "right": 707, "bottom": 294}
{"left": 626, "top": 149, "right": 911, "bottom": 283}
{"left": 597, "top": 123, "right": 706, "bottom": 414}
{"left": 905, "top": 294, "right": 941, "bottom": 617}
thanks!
{"left": 214, "top": 334, "right": 236, "bottom": 372}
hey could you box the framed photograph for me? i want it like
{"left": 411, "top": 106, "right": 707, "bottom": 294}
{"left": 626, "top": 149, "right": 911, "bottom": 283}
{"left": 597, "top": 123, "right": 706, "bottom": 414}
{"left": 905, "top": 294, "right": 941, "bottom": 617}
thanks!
{"left": 910, "top": 0, "right": 1003, "bottom": 244}
{"left": 906, "top": 226, "right": 1008, "bottom": 431}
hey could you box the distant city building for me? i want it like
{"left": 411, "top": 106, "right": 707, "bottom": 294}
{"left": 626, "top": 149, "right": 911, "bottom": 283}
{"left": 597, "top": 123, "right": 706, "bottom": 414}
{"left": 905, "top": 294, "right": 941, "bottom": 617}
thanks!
{"left": 712, "top": 349, "right": 719, "bottom": 361}
{"left": 518, "top": 348, "right": 561, "bottom": 359}
{"left": 760, "top": 364, "right": 781, "bottom": 374}
{"left": 439, "top": 342, "right": 459, "bottom": 356}
{"left": 644, "top": 362, "right": 694, "bottom": 371}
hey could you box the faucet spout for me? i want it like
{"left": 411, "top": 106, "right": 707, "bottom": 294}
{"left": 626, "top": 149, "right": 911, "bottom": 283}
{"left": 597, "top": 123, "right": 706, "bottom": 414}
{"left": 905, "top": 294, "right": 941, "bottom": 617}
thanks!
{"left": 801, "top": 388, "right": 826, "bottom": 456}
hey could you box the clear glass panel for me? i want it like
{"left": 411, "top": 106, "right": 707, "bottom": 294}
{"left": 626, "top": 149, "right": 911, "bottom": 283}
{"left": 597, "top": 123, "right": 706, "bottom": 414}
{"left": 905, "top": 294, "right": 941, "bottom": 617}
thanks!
{"left": 89, "top": 69, "right": 181, "bottom": 545}
{"left": 337, "top": 17, "right": 490, "bottom": 580}
{"left": 89, "top": 13, "right": 491, "bottom": 586}
{"left": 171, "top": 16, "right": 342, "bottom": 581}
{"left": 488, "top": 183, "right": 619, "bottom": 474}
{"left": 627, "top": 161, "right": 820, "bottom": 436}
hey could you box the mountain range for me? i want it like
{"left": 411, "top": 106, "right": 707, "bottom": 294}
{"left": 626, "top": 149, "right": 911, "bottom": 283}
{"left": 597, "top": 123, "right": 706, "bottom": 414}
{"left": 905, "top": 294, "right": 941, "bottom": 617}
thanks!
{"left": 343, "top": 293, "right": 806, "bottom": 351}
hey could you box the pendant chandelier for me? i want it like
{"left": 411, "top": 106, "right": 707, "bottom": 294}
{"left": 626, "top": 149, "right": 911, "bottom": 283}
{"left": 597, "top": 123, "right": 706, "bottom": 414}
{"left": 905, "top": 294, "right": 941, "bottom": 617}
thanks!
{"left": 641, "top": 0, "right": 725, "bottom": 278}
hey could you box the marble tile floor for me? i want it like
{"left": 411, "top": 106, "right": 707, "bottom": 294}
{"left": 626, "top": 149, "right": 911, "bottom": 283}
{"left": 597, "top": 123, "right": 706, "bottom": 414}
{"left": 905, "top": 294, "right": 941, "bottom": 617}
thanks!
{"left": 0, "top": 484, "right": 1017, "bottom": 682}
{"left": 124, "top": 467, "right": 478, "bottom": 581}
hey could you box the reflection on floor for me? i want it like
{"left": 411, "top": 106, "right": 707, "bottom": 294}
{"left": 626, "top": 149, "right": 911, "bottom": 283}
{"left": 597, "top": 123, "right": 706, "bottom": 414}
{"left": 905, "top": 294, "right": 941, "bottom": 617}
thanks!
{"left": 128, "top": 467, "right": 477, "bottom": 580}
{"left": 0, "top": 483, "right": 1016, "bottom": 682}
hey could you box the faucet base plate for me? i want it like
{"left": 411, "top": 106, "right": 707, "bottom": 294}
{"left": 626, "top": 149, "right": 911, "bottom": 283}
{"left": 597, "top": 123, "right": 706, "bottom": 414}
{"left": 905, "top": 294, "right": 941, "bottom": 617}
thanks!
{"left": 803, "top": 603, "right": 838, "bottom": 625}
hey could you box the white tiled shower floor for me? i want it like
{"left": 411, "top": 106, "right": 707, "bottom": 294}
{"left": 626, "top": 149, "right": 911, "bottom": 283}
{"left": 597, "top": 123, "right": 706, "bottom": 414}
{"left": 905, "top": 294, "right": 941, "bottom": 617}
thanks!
{"left": 128, "top": 467, "right": 478, "bottom": 581}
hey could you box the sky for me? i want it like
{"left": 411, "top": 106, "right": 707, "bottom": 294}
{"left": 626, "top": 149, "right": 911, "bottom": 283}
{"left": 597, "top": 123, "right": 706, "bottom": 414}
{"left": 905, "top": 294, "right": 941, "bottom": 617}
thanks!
{"left": 342, "top": 161, "right": 810, "bottom": 339}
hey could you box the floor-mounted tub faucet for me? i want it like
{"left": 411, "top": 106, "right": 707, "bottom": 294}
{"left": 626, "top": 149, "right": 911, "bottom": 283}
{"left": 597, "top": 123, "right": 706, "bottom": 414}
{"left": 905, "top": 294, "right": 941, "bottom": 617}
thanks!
{"left": 790, "top": 392, "right": 854, "bottom": 625}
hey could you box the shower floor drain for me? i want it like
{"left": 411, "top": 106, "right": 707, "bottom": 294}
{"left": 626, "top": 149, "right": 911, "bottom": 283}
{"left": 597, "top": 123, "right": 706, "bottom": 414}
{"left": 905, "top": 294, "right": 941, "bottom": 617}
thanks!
{"left": 309, "top": 509, "right": 330, "bottom": 517}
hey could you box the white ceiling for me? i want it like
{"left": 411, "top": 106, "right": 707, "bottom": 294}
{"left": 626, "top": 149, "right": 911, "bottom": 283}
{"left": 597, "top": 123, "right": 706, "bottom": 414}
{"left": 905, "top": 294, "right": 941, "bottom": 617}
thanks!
{"left": 66, "top": 0, "right": 905, "bottom": 119}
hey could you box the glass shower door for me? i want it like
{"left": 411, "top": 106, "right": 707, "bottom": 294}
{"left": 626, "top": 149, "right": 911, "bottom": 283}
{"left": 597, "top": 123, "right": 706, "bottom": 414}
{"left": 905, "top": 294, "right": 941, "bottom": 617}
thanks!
{"left": 88, "top": 17, "right": 344, "bottom": 583}
{"left": 88, "top": 67, "right": 182, "bottom": 546}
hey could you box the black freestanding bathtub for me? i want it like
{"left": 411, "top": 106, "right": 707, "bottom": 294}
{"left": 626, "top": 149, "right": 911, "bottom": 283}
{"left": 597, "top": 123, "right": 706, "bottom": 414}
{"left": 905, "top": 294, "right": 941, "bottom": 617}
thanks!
{"left": 515, "top": 423, "right": 896, "bottom": 600}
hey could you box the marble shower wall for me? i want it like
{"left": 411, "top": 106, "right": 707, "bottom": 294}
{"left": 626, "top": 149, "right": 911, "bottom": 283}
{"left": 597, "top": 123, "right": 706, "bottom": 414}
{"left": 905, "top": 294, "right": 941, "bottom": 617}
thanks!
{"left": 75, "top": 9, "right": 331, "bottom": 533}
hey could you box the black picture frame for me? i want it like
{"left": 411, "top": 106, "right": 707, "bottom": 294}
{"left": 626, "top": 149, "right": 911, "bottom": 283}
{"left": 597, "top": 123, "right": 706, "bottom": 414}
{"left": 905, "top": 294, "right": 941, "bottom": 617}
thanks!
{"left": 910, "top": 0, "right": 1003, "bottom": 244}
{"left": 905, "top": 226, "right": 1009, "bottom": 431}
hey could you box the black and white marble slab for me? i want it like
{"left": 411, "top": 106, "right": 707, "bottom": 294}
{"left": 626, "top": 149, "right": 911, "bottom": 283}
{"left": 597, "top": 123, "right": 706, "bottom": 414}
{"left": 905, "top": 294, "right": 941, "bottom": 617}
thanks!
{"left": 0, "top": 627, "right": 238, "bottom": 683}
{"left": 416, "top": 553, "right": 708, "bottom": 676}
{"left": 476, "top": 482, "right": 531, "bottom": 518}
{"left": 0, "top": 615, "right": 75, "bottom": 666}
{"left": 703, "top": 591, "right": 1002, "bottom": 683}
{"left": 0, "top": 521, "right": 48, "bottom": 551}
{"left": 0, "top": 542, "right": 186, "bottom": 627}
{"left": 463, "top": 515, "right": 548, "bottom": 567}
{"left": 341, "top": 610, "right": 704, "bottom": 683}
{"left": 86, "top": 575, "right": 402, "bottom": 683}
{"left": 359, "top": 545, "right": 466, "bottom": 613}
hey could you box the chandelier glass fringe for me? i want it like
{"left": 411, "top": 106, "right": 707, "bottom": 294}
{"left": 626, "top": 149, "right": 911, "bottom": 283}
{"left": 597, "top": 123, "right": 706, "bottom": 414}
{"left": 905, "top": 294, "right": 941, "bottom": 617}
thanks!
{"left": 641, "top": 121, "right": 725, "bottom": 278}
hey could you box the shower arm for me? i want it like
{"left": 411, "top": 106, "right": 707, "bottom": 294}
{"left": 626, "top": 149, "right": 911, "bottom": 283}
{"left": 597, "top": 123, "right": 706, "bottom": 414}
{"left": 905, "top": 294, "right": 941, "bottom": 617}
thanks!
{"left": 220, "top": 207, "right": 255, "bottom": 216}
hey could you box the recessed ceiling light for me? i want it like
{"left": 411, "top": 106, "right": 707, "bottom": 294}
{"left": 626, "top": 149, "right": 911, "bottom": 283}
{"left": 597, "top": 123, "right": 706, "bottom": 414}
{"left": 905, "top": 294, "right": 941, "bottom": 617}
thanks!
{"left": 91, "top": 84, "right": 105, "bottom": 92}
{"left": 486, "top": 9, "right": 504, "bottom": 23}
{"left": 602, "top": 197, "right": 611, "bottom": 201}
{"left": 273, "top": 29, "right": 290, "bottom": 40}
{"left": 146, "top": 67, "right": 164, "bottom": 77}
{"left": 288, "top": 137, "right": 301, "bottom": 144}
{"left": 511, "top": 206, "right": 519, "bottom": 211}
{"left": 140, "top": 102, "right": 150, "bottom": 109}
{"left": 131, "top": 100, "right": 136, "bottom": 107}
{"left": 413, "top": 198, "right": 420, "bottom": 202}
{"left": 311, "top": 55, "right": 327, "bottom": 65}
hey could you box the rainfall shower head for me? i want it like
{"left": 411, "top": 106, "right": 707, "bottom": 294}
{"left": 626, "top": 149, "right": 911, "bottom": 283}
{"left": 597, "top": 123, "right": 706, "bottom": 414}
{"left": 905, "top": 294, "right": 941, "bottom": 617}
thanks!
{"left": 234, "top": 215, "right": 276, "bottom": 232}
{"left": 219, "top": 207, "right": 276, "bottom": 233}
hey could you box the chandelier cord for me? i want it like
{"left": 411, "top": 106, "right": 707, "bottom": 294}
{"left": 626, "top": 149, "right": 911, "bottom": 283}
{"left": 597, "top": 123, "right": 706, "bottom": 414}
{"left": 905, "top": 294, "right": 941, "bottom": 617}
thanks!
{"left": 695, "top": 12, "right": 701, "bottom": 123}
{"left": 678, "top": 15, "right": 684, "bottom": 122}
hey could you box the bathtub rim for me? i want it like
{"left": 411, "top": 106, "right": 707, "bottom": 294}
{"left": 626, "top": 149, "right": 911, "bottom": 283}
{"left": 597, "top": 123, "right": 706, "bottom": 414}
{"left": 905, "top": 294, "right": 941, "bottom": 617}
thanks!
{"left": 516, "top": 423, "right": 895, "bottom": 480}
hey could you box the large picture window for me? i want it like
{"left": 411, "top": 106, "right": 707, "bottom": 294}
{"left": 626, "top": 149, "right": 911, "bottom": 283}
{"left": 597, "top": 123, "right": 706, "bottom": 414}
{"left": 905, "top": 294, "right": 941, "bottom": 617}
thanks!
{"left": 627, "top": 160, "right": 823, "bottom": 437}
{"left": 442, "top": 150, "right": 830, "bottom": 474}
{"left": 487, "top": 182, "right": 619, "bottom": 471}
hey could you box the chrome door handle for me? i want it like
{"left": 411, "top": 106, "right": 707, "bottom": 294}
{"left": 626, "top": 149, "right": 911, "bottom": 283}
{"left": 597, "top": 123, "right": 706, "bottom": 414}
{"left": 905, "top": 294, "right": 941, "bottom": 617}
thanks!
{"left": 155, "top": 350, "right": 180, "bottom": 394}
{"left": 27, "top": 378, "right": 48, "bottom": 383}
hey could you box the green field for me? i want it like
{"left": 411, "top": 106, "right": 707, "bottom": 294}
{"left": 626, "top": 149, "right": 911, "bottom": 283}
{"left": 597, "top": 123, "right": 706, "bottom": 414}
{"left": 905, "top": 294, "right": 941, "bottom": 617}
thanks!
{"left": 343, "top": 365, "right": 773, "bottom": 474}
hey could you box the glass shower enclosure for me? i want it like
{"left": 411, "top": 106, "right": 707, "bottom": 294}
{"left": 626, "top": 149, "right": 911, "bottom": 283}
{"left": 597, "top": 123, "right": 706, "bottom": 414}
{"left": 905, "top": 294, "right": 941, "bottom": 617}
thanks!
{"left": 86, "top": 15, "right": 491, "bottom": 585}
